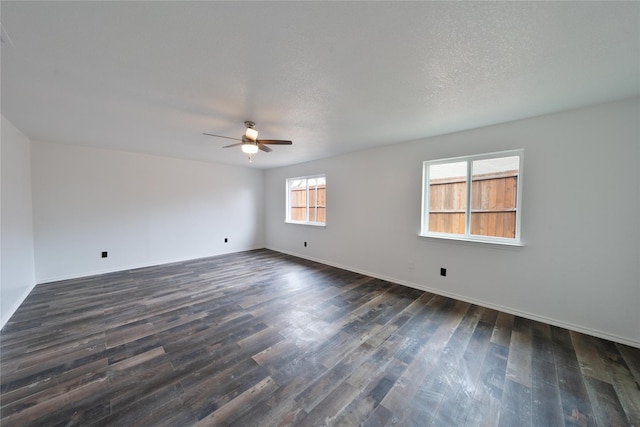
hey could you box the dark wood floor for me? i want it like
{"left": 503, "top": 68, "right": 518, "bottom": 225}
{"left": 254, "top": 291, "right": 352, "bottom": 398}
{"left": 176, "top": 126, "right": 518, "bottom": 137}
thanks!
{"left": 1, "top": 250, "right": 639, "bottom": 426}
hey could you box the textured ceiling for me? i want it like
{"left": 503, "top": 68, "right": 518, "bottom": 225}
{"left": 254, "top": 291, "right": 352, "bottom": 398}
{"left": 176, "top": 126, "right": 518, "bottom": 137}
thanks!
{"left": 1, "top": 1, "right": 639, "bottom": 169}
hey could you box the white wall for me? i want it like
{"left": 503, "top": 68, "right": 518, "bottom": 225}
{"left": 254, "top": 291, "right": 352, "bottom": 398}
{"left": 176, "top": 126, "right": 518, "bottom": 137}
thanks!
{"left": 265, "top": 98, "right": 640, "bottom": 347}
{"left": 31, "top": 141, "right": 265, "bottom": 282}
{"left": 1, "top": 116, "right": 36, "bottom": 327}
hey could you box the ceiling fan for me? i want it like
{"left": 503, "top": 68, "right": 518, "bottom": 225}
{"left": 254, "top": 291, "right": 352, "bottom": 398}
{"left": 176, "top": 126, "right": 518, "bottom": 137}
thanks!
{"left": 203, "top": 121, "right": 292, "bottom": 161}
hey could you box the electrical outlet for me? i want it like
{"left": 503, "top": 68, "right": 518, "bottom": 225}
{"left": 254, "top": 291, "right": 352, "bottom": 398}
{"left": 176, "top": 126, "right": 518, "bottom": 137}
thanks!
{"left": 224, "top": 238, "right": 228, "bottom": 243}
{"left": 440, "top": 268, "right": 446, "bottom": 277}
{"left": 304, "top": 241, "right": 307, "bottom": 247}
{"left": 101, "top": 251, "right": 108, "bottom": 258}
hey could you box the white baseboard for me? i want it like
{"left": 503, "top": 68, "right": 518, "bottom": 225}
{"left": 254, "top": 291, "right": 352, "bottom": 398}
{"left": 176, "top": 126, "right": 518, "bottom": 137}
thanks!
{"left": 267, "top": 246, "right": 640, "bottom": 349}
{"left": 1, "top": 281, "right": 37, "bottom": 330}
{"left": 35, "top": 246, "right": 265, "bottom": 284}
{"left": 2, "top": 247, "right": 264, "bottom": 329}
{"left": 8, "top": 246, "right": 637, "bottom": 348}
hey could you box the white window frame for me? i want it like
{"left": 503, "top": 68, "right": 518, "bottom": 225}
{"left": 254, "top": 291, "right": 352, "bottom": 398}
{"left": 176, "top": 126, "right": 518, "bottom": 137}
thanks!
{"left": 420, "top": 149, "right": 524, "bottom": 246}
{"left": 286, "top": 174, "right": 326, "bottom": 226}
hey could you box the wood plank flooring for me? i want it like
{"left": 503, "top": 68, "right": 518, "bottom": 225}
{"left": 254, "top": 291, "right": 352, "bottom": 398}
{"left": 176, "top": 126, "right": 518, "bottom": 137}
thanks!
{"left": 1, "top": 249, "right": 639, "bottom": 426}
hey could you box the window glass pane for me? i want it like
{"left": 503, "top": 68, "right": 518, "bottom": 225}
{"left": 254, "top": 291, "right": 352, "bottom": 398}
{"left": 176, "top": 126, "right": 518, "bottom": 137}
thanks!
{"left": 428, "top": 161, "right": 467, "bottom": 234}
{"left": 289, "top": 178, "right": 307, "bottom": 221}
{"left": 290, "top": 179, "right": 305, "bottom": 189}
{"left": 470, "top": 156, "right": 519, "bottom": 238}
{"left": 316, "top": 178, "right": 326, "bottom": 223}
{"left": 309, "top": 184, "right": 317, "bottom": 222}
{"left": 421, "top": 150, "right": 522, "bottom": 243}
{"left": 286, "top": 175, "right": 326, "bottom": 225}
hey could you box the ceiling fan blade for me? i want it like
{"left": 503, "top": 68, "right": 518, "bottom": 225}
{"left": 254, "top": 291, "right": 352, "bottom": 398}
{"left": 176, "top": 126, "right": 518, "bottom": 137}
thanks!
{"left": 257, "top": 139, "right": 293, "bottom": 145}
{"left": 203, "top": 133, "right": 242, "bottom": 142}
{"left": 222, "top": 143, "right": 243, "bottom": 148}
{"left": 258, "top": 144, "right": 273, "bottom": 152}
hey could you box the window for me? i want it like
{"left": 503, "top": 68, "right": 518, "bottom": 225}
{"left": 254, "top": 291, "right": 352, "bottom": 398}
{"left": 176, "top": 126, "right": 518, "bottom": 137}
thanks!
{"left": 286, "top": 175, "right": 326, "bottom": 225}
{"left": 421, "top": 150, "right": 523, "bottom": 245}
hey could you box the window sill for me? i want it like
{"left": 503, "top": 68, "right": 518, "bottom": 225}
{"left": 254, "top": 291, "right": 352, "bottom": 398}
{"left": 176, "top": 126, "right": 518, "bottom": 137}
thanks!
{"left": 286, "top": 221, "right": 326, "bottom": 227}
{"left": 419, "top": 232, "right": 524, "bottom": 248}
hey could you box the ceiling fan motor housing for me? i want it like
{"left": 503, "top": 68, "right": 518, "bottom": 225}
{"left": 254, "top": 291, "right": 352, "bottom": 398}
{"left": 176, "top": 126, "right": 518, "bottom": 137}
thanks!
{"left": 244, "top": 121, "right": 258, "bottom": 141}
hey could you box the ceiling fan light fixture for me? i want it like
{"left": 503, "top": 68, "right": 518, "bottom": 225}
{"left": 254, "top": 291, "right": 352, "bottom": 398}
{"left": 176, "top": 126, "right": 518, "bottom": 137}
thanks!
{"left": 241, "top": 142, "right": 259, "bottom": 154}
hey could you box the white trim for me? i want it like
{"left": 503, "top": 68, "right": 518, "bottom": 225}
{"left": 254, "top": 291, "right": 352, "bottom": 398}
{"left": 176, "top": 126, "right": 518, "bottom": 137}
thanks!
{"left": 2, "top": 248, "right": 264, "bottom": 328}
{"left": 465, "top": 160, "right": 472, "bottom": 235}
{"left": 266, "top": 246, "right": 640, "bottom": 349}
{"left": 8, "top": 246, "right": 637, "bottom": 348}
{"left": 285, "top": 221, "right": 326, "bottom": 228}
{"left": 33, "top": 246, "right": 265, "bottom": 285}
{"left": 419, "top": 232, "right": 525, "bottom": 247}
{"left": 0, "top": 281, "right": 37, "bottom": 330}
{"left": 422, "top": 149, "right": 523, "bottom": 245}
{"left": 285, "top": 174, "right": 326, "bottom": 226}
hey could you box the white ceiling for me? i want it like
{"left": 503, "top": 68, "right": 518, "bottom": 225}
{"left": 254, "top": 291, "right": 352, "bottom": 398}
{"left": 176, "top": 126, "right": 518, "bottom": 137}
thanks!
{"left": 2, "top": 1, "right": 639, "bottom": 169}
